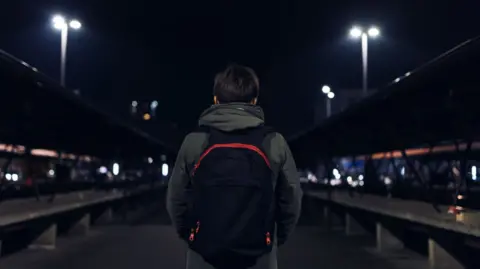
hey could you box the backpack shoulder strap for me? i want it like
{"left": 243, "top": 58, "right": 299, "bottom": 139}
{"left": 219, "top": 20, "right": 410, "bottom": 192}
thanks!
{"left": 189, "top": 126, "right": 212, "bottom": 172}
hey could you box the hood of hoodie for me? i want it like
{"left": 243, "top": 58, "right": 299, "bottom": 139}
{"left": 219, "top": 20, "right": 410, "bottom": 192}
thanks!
{"left": 198, "top": 103, "right": 264, "bottom": 132}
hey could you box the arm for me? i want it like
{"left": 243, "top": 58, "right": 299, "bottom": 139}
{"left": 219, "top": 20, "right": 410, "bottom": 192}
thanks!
{"left": 166, "top": 136, "right": 192, "bottom": 238}
{"left": 275, "top": 136, "right": 302, "bottom": 246}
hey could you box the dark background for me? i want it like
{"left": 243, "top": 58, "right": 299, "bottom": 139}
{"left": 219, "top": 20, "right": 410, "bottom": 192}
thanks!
{"left": 1, "top": 0, "right": 479, "bottom": 141}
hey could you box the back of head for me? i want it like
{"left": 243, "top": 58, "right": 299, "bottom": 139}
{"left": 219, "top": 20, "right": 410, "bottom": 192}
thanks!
{"left": 213, "top": 64, "right": 260, "bottom": 103}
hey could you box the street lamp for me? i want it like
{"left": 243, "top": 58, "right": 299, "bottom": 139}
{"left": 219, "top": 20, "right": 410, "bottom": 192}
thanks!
{"left": 52, "top": 15, "right": 82, "bottom": 87}
{"left": 150, "top": 100, "right": 158, "bottom": 117}
{"left": 321, "top": 85, "right": 335, "bottom": 117}
{"left": 349, "top": 25, "right": 380, "bottom": 97}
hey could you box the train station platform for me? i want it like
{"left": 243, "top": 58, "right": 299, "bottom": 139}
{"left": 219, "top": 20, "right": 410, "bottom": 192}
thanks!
{"left": 0, "top": 198, "right": 429, "bottom": 269}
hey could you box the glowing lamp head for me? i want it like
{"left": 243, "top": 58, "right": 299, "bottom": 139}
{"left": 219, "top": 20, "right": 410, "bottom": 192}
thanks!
{"left": 52, "top": 15, "right": 66, "bottom": 30}
{"left": 69, "top": 20, "right": 82, "bottom": 29}
{"left": 52, "top": 15, "right": 65, "bottom": 25}
{"left": 52, "top": 15, "right": 81, "bottom": 30}
{"left": 349, "top": 26, "right": 362, "bottom": 38}
{"left": 321, "top": 85, "right": 331, "bottom": 94}
{"left": 150, "top": 100, "right": 158, "bottom": 110}
{"left": 368, "top": 27, "right": 379, "bottom": 37}
{"left": 327, "top": 92, "right": 335, "bottom": 99}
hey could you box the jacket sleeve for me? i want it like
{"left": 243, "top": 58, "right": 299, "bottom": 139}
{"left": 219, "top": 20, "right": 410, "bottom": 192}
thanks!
{"left": 275, "top": 134, "right": 302, "bottom": 246}
{"left": 166, "top": 135, "right": 193, "bottom": 237}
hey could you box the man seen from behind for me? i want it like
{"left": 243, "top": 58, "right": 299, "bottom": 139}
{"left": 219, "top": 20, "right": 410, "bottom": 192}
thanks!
{"left": 167, "top": 64, "right": 302, "bottom": 269}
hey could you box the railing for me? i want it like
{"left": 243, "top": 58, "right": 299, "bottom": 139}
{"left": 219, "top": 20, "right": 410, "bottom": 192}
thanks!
{"left": 301, "top": 181, "right": 480, "bottom": 210}
{"left": 0, "top": 177, "right": 164, "bottom": 203}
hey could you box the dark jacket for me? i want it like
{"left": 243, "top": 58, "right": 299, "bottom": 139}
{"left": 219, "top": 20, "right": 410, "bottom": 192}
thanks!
{"left": 166, "top": 103, "right": 302, "bottom": 269}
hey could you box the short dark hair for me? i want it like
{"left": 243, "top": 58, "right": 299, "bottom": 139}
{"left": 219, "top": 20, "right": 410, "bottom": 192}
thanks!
{"left": 213, "top": 64, "right": 260, "bottom": 103}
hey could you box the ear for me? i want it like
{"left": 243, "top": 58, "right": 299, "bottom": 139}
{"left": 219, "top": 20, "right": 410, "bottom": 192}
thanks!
{"left": 251, "top": 98, "right": 258, "bottom": 105}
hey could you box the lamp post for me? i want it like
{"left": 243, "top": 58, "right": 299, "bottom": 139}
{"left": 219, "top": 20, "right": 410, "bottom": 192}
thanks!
{"left": 52, "top": 15, "right": 82, "bottom": 87}
{"left": 321, "top": 85, "right": 335, "bottom": 117}
{"left": 349, "top": 26, "right": 380, "bottom": 97}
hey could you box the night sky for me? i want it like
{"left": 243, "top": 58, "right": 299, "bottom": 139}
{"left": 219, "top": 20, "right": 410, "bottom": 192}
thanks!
{"left": 1, "top": 0, "right": 479, "bottom": 144}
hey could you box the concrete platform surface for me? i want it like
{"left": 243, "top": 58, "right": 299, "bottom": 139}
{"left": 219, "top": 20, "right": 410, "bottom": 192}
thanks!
{"left": 0, "top": 205, "right": 429, "bottom": 269}
{"left": 0, "top": 184, "right": 160, "bottom": 227}
{"left": 307, "top": 190, "right": 480, "bottom": 237}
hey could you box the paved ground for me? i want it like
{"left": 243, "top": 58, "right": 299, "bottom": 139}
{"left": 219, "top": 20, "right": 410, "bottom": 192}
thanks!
{"left": 0, "top": 198, "right": 429, "bottom": 269}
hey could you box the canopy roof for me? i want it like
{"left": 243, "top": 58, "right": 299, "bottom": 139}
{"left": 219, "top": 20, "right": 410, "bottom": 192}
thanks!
{"left": 290, "top": 36, "right": 480, "bottom": 166}
{"left": 0, "top": 49, "right": 175, "bottom": 160}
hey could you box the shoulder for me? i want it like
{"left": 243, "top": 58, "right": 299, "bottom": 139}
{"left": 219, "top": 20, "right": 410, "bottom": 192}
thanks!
{"left": 263, "top": 131, "right": 289, "bottom": 165}
{"left": 179, "top": 131, "right": 209, "bottom": 164}
{"left": 182, "top": 131, "right": 208, "bottom": 145}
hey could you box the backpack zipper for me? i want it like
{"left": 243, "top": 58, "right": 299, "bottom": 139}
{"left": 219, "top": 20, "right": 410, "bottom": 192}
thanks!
{"left": 265, "top": 232, "right": 271, "bottom": 245}
{"left": 195, "top": 221, "right": 200, "bottom": 233}
{"left": 189, "top": 221, "right": 201, "bottom": 242}
{"left": 189, "top": 228, "right": 195, "bottom": 241}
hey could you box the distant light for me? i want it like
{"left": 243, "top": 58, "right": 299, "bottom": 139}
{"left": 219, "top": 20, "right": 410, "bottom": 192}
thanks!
{"left": 151, "top": 100, "right": 158, "bottom": 109}
{"left": 143, "top": 113, "right": 151, "bottom": 120}
{"left": 12, "top": 174, "right": 18, "bottom": 181}
{"left": 394, "top": 77, "right": 401, "bottom": 83}
{"left": 347, "top": 176, "right": 353, "bottom": 184}
{"left": 48, "top": 169, "right": 55, "bottom": 177}
{"left": 349, "top": 26, "right": 362, "bottom": 38}
{"left": 358, "top": 174, "right": 364, "bottom": 181}
{"left": 307, "top": 172, "right": 318, "bottom": 183}
{"left": 69, "top": 20, "right": 82, "bottom": 29}
{"left": 112, "top": 163, "right": 120, "bottom": 176}
{"left": 327, "top": 92, "right": 335, "bottom": 99}
{"left": 131, "top": 101, "right": 137, "bottom": 114}
{"left": 384, "top": 177, "right": 392, "bottom": 185}
{"left": 368, "top": 27, "right": 380, "bottom": 37}
{"left": 148, "top": 157, "right": 153, "bottom": 164}
{"left": 457, "top": 194, "right": 465, "bottom": 200}
{"left": 472, "top": 166, "right": 477, "bottom": 180}
{"left": 333, "top": 169, "right": 341, "bottom": 179}
{"left": 5, "top": 173, "right": 11, "bottom": 180}
{"left": 401, "top": 167, "right": 405, "bottom": 176}
{"left": 330, "top": 178, "right": 341, "bottom": 186}
{"left": 359, "top": 181, "right": 364, "bottom": 186}
{"left": 52, "top": 15, "right": 65, "bottom": 25}
{"left": 321, "top": 85, "right": 331, "bottom": 94}
{"left": 99, "top": 166, "right": 107, "bottom": 174}
{"left": 52, "top": 15, "right": 81, "bottom": 30}
{"left": 52, "top": 15, "right": 66, "bottom": 30}
{"left": 162, "top": 163, "right": 169, "bottom": 176}
{"left": 405, "top": 72, "right": 411, "bottom": 76}
{"left": 53, "top": 22, "right": 66, "bottom": 30}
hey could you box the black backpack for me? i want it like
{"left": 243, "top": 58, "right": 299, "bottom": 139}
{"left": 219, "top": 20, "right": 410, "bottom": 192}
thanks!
{"left": 185, "top": 125, "right": 275, "bottom": 269}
